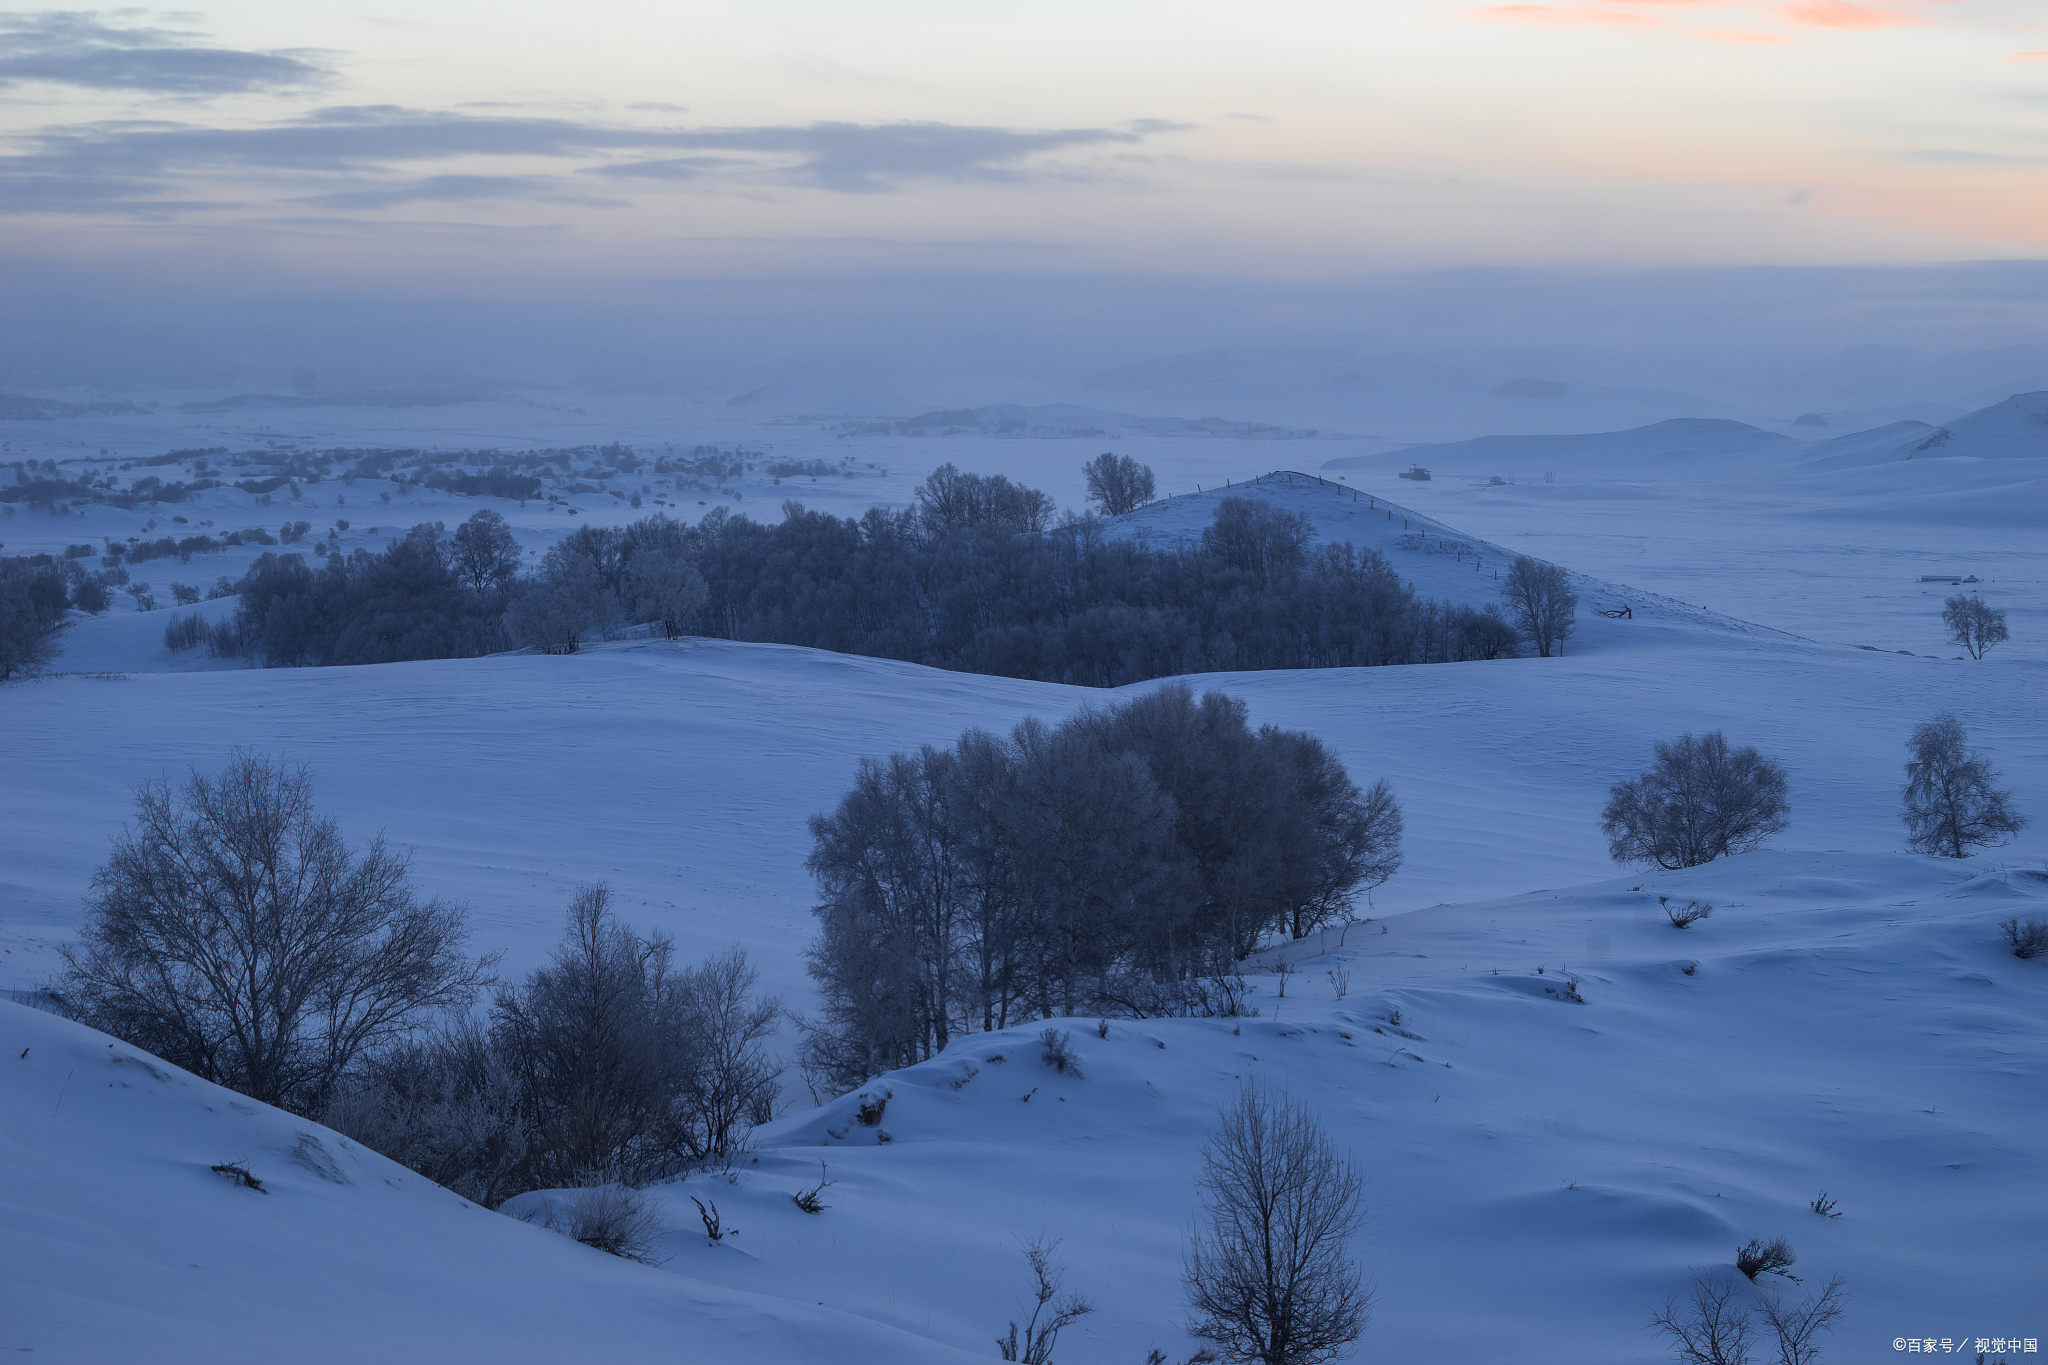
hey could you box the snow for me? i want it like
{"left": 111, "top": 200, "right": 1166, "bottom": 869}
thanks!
{"left": 0, "top": 1001, "right": 986, "bottom": 1364}
{"left": 4, "top": 387, "right": 2043, "bottom": 1362}
{"left": 8, "top": 848, "right": 2042, "bottom": 1361}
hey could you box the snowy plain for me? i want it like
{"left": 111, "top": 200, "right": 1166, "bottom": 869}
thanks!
{"left": 3, "top": 385, "right": 2043, "bottom": 1363}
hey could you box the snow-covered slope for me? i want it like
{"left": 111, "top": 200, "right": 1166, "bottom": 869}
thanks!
{"left": 0, "top": 1000, "right": 985, "bottom": 1364}
{"left": 9, "top": 849, "right": 2042, "bottom": 1363}
{"left": 1320, "top": 417, "right": 1800, "bottom": 482}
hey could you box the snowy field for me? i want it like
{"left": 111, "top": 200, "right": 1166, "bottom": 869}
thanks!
{"left": 3, "top": 387, "right": 2043, "bottom": 1363}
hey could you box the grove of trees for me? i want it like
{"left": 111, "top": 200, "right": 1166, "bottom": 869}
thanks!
{"left": 800, "top": 684, "right": 1401, "bottom": 1091}
{"left": 165, "top": 465, "right": 1531, "bottom": 681}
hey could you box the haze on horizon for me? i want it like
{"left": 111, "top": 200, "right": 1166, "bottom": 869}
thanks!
{"left": 1, "top": 0, "right": 2044, "bottom": 402}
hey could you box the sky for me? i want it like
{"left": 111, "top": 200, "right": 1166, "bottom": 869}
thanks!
{"left": 1, "top": 1, "right": 2043, "bottom": 393}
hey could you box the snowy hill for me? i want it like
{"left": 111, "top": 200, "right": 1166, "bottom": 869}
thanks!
{"left": 1888, "top": 390, "right": 2048, "bottom": 462}
{"left": 1320, "top": 417, "right": 1799, "bottom": 482}
{"left": 8, "top": 848, "right": 2042, "bottom": 1362}
{"left": 0, "top": 1001, "right": 985, "bottom": 1364}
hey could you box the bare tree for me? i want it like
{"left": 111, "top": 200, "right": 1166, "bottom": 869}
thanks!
{"left": 1500, "top": 556, "right": 1578, "bottom": 657}
{"left": 1647, "top": 1271, "right": 1759, "bottom": 1365}
{"left": 1755, "top": 1277, "right": 1848, "bottom": 1365}
{"left": 997, "top": 1238, "right": 1094, "bottom": 1364}
{"left": 1184, "top": 1083, "right": 1371, "bottom": 1365}
{"left": 1082, "top": 452, "right": 1157, "bottom": 517}
{"left": 1601, "top": 731, "right": 1790, "bottom": 870}
{"left": 57, "top": 752, "right": 491, "bottom": 1113}
{"left": 1901, "top": 712, "right": 2026, "bottom": 857}
{"left": 1941, "top": 593, "right": 2008, "bottom": 660}
{"left": 450, "top": 508, "right": 523, "bottom": 595}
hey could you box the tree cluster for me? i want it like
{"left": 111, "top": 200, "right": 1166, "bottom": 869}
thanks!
{"left": 682, "top": 482, "right": 1515, "bottom": 687}
{"left": 327, "top": 886, "right": 781, "bottom": 1204}
{"left": 0, "top": 556, "right": 72, "bottom": 679}
{"left": 218, "top": 509, "right": 524, "bottom": 667}
{"left": 51, "top": 754, "right": 780, "bottom": 1210}
{"left": 800, "top": 684, "right": 1400, "bottom": 1092}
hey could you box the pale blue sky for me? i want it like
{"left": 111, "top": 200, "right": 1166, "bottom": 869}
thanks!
{"left": 1, "top": 3, "right": 2042, "bottom": 387}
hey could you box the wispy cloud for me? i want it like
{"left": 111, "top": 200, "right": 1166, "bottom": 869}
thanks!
{"left": 0, "top": 11, "right": 333, "bottom": 95}
{"left": 0, "top": 105, "right": 1193, "bottom": 214}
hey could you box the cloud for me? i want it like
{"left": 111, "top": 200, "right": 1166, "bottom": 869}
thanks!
{"left": 292, "top": 174, "right": 629, "bottom": 210}
{"left": 0, "top": 11, "right": 333, "bottom": 95}
{"left": 0, "top": 106, "right": 1189, "bottom": 213}
{"left": 1773, "top": 0, "right": 1921, "bottom": 28}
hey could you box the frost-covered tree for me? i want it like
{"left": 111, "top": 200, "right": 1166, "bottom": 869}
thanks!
{"left": 801, "top": 685, "right": 1403, "bottom": 1092}
{"left": 1941, "top": 593, "right": 2008, "bottom": 660}
{"left": 1601, "top": 731, "right": 1789, "bottom": 870}
{"left": 1900, "top": 712, "right": 2025, "bottom": 857}
{"left": 1082, "top": 452, "right": 1157, "bottom": 516}
{"left": 504, "top": 552, "right": 613, "bottom": 654}
{"left": 1500, "top": 555, "right": 1578, "bottom": 658}
{"left": 1184, "top": 1083, "right": 1370, "bottom": 1365}
{"left": 627, "top": 551, "right": 707, "bottom": 639}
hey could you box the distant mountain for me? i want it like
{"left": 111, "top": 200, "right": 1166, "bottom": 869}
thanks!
{"left": 1797, "top": 390, "right": 2048, "bottom": 469}
{"left": 857, "top": 402, "right": 1325, "bottom": 439}
{"left": 175, "top": 389, "right": 475, "bottom": 413}
{"left": 0, "top": 391, "right": 150, "bottom": 420}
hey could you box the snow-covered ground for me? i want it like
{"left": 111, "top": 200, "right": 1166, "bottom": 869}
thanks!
{"left": 3, "top": 386, "right": 2042, "bottom": 1362}
{"left": 8, "top": 848, "right": 2042, "bottom": 1362}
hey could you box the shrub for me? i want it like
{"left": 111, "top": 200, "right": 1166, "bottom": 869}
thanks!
{"left": 2000, "top": 916, "right": 2048, "bottom": 960}
{"left": 1666, "top": 900, "right": 1713, "bottom": 928}
{"left": 997, "top": 1239, "right": 1094, "bottom": 1365}
{"left": 1735, "top": 1237, "right": 1797, "bottom": 1282}
{"left": 513, "top": 1179, "right": 665, "bottom": 1264}
{"left": 162, "top": 613, "right": 205, "bottom": 652}
{"left": 1040, "top": 1028, "right": 1083, "bottom": 1078}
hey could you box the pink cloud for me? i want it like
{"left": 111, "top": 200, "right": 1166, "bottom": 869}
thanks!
{"left": 1774, "top": 1, "right": 1922, "bottom": 29}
